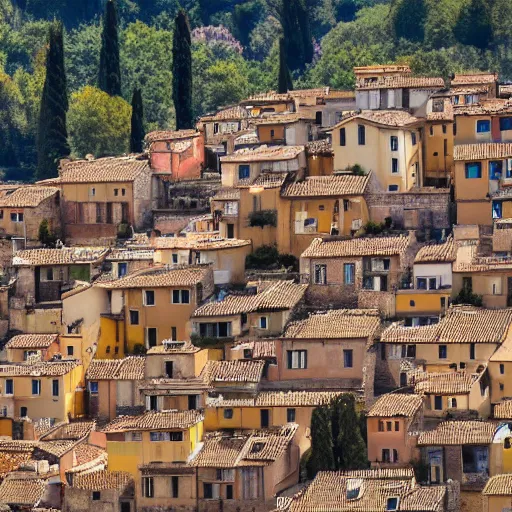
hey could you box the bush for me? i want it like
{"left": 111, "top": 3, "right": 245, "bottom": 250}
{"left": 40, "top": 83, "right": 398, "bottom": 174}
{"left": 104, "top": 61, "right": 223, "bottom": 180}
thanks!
{"left": 38, "top": 219, "right": 57, "bottom": 247}
{"left": 132, "top": 343, "right": 147, "bottom": 355}
{"left": 246, "top": 244, "right": 280, "bottom": 269}
{"left": 452, "top": 288, "right": 483, "bottom": 307}
{"left": 248, "top": 209, "right": 277, "bottom": 228}
{"left": 191, "top": 333, "right": 227, "bottom": 348}
{"left": 363, "top": 221, "right": 385, "bottom": 235}
{"left": 384, "top": 216, "right": 393, "bottom": 229}
{"left": 278, "top": 253, "right": 299, "bottom": 272}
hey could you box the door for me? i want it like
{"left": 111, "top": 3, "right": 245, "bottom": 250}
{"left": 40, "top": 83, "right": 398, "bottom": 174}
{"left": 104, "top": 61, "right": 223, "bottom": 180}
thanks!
{"left": 120, "top": 502, "right": 131, "bottom": 512}
{"left": 227, "top": 223, "right": 234, "bottom": 239}
{"left": 260, "top": 409, "right": 270, "bottom": 428}
{"left": 188, "top": 394, "right": 197, "bottom": 410}
{"left": 165, "top": 361, "right": 173, "bottom": 378}
{"left": 147, "top": 328, "right": 157, "bottom": 348}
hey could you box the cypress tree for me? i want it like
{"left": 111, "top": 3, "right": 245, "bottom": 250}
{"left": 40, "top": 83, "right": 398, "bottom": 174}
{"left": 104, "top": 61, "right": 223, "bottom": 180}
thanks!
{"left": 37, "top": 22, "right": 70, "bottom": 181}
{"left": 277, "top": 37, "right": 293, "bottom": 93}
{"left": 99, "top": 0, "right": 121, "bottom": 96}
{"left": 172, "top": 9, "right": 193, "bottom": 130}
{"left": 307, "top": 406, "right": 335, "bottom": 478}
{"left": 280, "top": 0, "right": 313, "bottom": 72}
{"left": 130, "top": 88, "right": 145, "bottom": 153}
{"left": 454, "top": 0, "right": 492, "bottom": 49}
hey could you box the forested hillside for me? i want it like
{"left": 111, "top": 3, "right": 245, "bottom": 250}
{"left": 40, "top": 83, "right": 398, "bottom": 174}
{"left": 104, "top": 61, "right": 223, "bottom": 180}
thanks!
{"left": 0, "top": 0, "right": 511, "bottom": 178}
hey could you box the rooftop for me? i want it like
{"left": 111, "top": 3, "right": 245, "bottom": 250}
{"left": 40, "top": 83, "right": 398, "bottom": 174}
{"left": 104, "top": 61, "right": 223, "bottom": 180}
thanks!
{"left": 281, "top": 174, "right": 369, "bottom": 198}
{"left": 412, "top": 370, "right": 479, "bottom": 395}
{"left": 305, "top": 140, "right": 333, "bottom": 155}
{"left": 5, "top": 334, "right": 59, "bottom": 350}
{"left": 0, "top": 186, "right": 59, "bottom": 208}
{"left": 367, "top": 393, "right": 423, "bottom": 418}
{"left": 193, "top": 280, "right": 307, "bottom": 317}
{"left": 0, "top": 360, "right": 80, "bottom": 377}
{"left": 356, "top": 75, "right": 445, "bottom": 90}
{"left": 253, "top": 112, "right": 316, "bottom": 125}
{"left": 57, "top": 155, "right": 149, "bottom": 183}
{"left": 152, "top": 236, "right": 251, "bottom": 251}
{"left": 220, "top": 145, "right": 304, "bottom": 163}
{"left": 86, "top": 357, "right": 146, "bottom": 380}
{"left": 0, "top": 475, "right": 47, "bottom": 506}
{"left": 207, "top": 391, "right": 344, "bottom": 408}
{"left": 70, "top": 470, "right": 133, "bottom": 491}
{"left": 334, "top": 110, "right": 421, "bottom": 128}
{"left": 417, "top": 420, "right": 496, "bottom": 445}
{"left": 301, "top": 235, "right": 411, "bottom": 259}
{"left": 102, "top": 410, "right": 203, "bottom": 433}
{"left": 283, "top": 309, "right": 380, "bottom": 340}
{"left": 200, "top": 359, "right": 265, "bottom": 385}
{"left": 454, "top": 142, "right": 512, "bottom": 161}
{"left": 451, "top": 72, "right": 498, "bottom": 86}
{"left": 200, "top": 105, "right": 248, "bottom": 122}
{"left": 39, "top": 420, "right": 95, "bottom": 441}
{"left": 414, "top": 237, "right": 456, "bottom": 263}
{"left": 146, "top": 340, "right": 200, "bottom": 354}
{"left": 145, "top": 129, "right": 199, "bottom": 143}
{"left": 493, "top": 400, "right": 512, "bottom": 419}
{"left": 13, "top": 247, "right": 109, "bottom": 266}
{"left": 231, "top": 339, "right": 276, "bottom": 359}
{"left": 483, "top": 474, "right": 512, "bottom": 495}
{"left": 454, "top": 98, "right": 512, "bottom": 115}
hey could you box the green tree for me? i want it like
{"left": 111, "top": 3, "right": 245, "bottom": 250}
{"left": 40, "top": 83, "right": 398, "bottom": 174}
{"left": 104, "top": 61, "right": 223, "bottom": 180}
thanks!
{"left": 390, "top": 0, "right": 426, "bottom": 43}
{"left": 130, "top": 87, "right": 144, "bottom": 153}
{"left": 203, "top": 59, "right": 248, "bottom": 112}
{"left": 173, "top": 9, "right": 193, "bottom": 129}
{"left": 454, "top": 0, "right": 492, "bottom": 50}
{"left": 424, "top": 0, "right": 463, "bottom": 50}
{"left": 232, "top": 0, "right": 264, "bottom": 49}
{"left": 277, "top": 37, "right": 292, "bottom": 93}
{"left": 38, "top": 218, "right": 57, "bottom": 246}
{"left": 68, "top": 85, "right": 131, "bottom": 157}
{"left": 99, "top": 0, "right": 121, "bottom": 96}
{"left": 37, "top": 22, "right": 70, "bottom": 180}
{"left": 308, "top": 406, "right": 334, "bottom": 478}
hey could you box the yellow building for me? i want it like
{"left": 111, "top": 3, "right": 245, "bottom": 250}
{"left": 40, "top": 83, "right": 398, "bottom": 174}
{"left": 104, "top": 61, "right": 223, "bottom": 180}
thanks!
{"left": 483, "top": 474, "right": 512, "bottom": 512}
{"left": 96, "top": 265, "right": 214, "bottom": 352}
{"left": 4, "top": 334, "right": 61, "bottom": 363}
{"left": 489, "top": 334, "right": 512, "bottom": 404}
{"left": 329, "top": 110, "right": 423, "bottom": 192}
{"left": 0, "top": 360, "right": 84, "bottom": 421}
{"left": 253, "top": 112, "right": 317, "bottom": 146}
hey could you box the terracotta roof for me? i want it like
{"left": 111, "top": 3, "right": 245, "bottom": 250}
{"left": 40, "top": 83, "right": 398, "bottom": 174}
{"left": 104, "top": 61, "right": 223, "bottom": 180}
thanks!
{"left": 13, "top": 247, "right": 109, "bottom": 266}
{"left": 382, "top": 306, "right": 512, "bottom": 344}
{"left": 0, "top": 441, "right": 38, "bottom": 453}
{"left": 207, "top": 391, "right": 344, "bottom": 408}
{"left": 201, "top": 360, "right": 265, "bottom": 385}
{"left": 200, "top": 105, "right": 248, "bottom": 122}
{"left": 71, "top": 470, "right": 133, "bottom": 490}
{"left": 145, "top": 129, "right": 199, "bottom": 143}
{"left": 0, "top": 186, "right": 59, "bottom": 208}
{"left": 414, "top": 237, "right": 456, "bottom": 263}
{"left": 58, "top": 155, "right": 149, "bottom": 183}
{"left": 231, "top": 339, "right": 276, "bottom": 359}
{"left": 494, "top": 400, "right": 512, "bottom": 419}
{"left": 95, "top": 265, "right": 211, "bottom": 289}
{"left": 287, "top": 468, "right": 445, "bottom": 512}
{"left": 102, "top": 410, "right": 203, "bottom": 433}
{"left": 306, "top": 140, "right": 333, "bottom": 155}
{"left": 454, "top": 142, "right": 512, "bottom": 161}
{"left": 5, "top": 334, "right": 58, "bottom": 350}
{"left": 483, "top": 474, "right": 512, "bottom": 495}
{"left": 412, "top": 370, "right": 479, "bottom": 395}
{"left": 86, "top": 357, "right": 145, "bottom": 380}
{"left": 193, "top": 280, "right": 306, "bottom": 317}
{"left": 39, "top": 421, "right": 95, "bottom": 441}
{"left": 417, "top": 420, "right": 496, "bottom": 445}
{"left": 301, "top": 235, "right": 411, "bottom": 258}
{"left": 0, "top": 360, "right": 80, "bottom": 377}
{"left": 190, "top": 424, "right": 298, "bottom": 467}
{"left": 146, "top": 340, "right": 200, "bottom": 354}
{"left": 356, "top": 75, "right": 444, "bottom": 90}
{"left": 152, "top": 237, "right": 251, "bottom": 250}
{"left": 284, "top": 309, "right": 380, "bottom": 340}
{"left": 281, "top": 174, "right": 369, "bottom": 198}
{"left": 367, "top": 393, "right": 423, "bottom": 417}
{"left": 72, "top": 444, "right": 107, "bottom": 468}
{"left": 0, "top": 452, "right": 32, "bottom": 476}
{"left": 237, "top": 171, "right": 289, "bottom": 189}
{"left": 334, "top": 110, "right": 421, "bottom": 128}
{"left": 253, "top": 113, "right": 316, "bottom": 125}
{"left": 212, "top": 188, "right": 240, "bottom": 201}
{"left": 426, "top": 99, "right": 454, "bottom": 121}
{"left": 451, "top": 72, "right": 497, "bottom": 86}
{"left": 241, "top": 92, "right": 293, "bottom": 103}
{"left": 220, "top": 145, "right": 304, "bottom": 163}
{"left": 0, "top": 476, "right": 47, "bottom": 506}
{"left": 454, "top": 98, "right": 512, "bottom": 115}
{"left": 107, "top": 248, "right": 154, "bottom": 261}
{"left": 36, "top": 439, "right": 78, "bottom": 457}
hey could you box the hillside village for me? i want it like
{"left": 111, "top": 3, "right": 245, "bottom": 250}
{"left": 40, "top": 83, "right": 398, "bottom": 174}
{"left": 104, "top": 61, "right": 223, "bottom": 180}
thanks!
{"left": 3, "top": 65, "right": 512, "bottom": 511}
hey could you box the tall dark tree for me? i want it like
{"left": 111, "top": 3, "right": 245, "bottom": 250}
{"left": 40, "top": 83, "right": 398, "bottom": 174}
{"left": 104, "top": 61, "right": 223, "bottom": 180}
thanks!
{"left": 278, "top": 37, "right": 293, "bottom": 93}
{"left": 172, "top": 9, "right": 193, "bottom": 130}
{"left": 390, "top": 0, "right": 426, "bottom": 43}
{"left": 99, "top": 0, "right": 121, "bottom": 96}
{"left": 37, "top": 22, "right": 70, "bottom": 181}
{"left": 454, "top": 0, "right": 492, "bottom": 49}
{"left": 307, "top": 406, "right": 335, "bottom": 478}
{"left": 130, "top": 88, "right": 145, "bottom": 153}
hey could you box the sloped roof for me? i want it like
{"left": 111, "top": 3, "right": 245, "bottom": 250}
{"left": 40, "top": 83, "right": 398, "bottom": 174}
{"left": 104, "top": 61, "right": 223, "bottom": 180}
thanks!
{"left": 201, "top": 360, "right": 265, "bottom": 385}
{"left": 367, "top": 393, "right": 423, "bottom": 418}
{"left": 0, "top": 476, "right": 47, "bottom": 506}
{"left": 0, "top": 186, "right": 59, "bottom": 208}
{"left": 71, "top": 470, "right": 133, "bottom": 491}
{"left": 417, "top": 420, "right": 496, "bottom": 445}
{"left": 414, "top": 237, "right": 456, "bottom": 263}
{"left": 5, "top": 334, "right": 58, "bottom": 350}
{"left": 412, "top": 370, "right": 479, "bottom": 395}
{"left": 483, "top": 474, "right": 512, "bottom": 495}
{"left": 0, "top": 360, "right": 80, "bottom": 377}
{"left": 13, "top": 247, "right": 109, "bottom": 266}
{"left": 454, "top": 143, "right": 512, "bottom": 161}
{"left": 86, "top": 357, "right": 146, "bottom": 380}
{"left": 356, "top": 75, "right": 444, "bottom": 90}
{"left": 207, "top": 391, "right": 344, "bottom": 408}
{"left": 102, "top": 410, "right": 203, "bottom": 433}
{"left": 451, "top": 72, "right": 497, "bottom": 86}
{"left": 493, "top": 400, "right": 512, "bottom": 419}
{"left": 281, "top": 174, "right": 369, "bottom": 198}
{"left": 220, "top": 145, "right": 304, "bottom": 163}
{"left": 333, "top": 110, "right": 420, "bottom": 128}
{"left": 145, "top": 129, "right": 199, "bottom": 143}
{"left": 283, "top": 309, "right": 380, "bottom": 340}
{"left": 152, "top": 237, "right": 251, "bottom": 250}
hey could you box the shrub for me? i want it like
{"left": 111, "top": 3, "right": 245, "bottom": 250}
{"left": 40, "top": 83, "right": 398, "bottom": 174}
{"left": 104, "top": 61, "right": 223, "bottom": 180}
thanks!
{"left": 384, "top": 216, "right": 393, "bottom": 229}
{"left": 452, "top": 288, "right": 483, "bottom": 307}
{"left": 278, "top": 253, "right": 299, "bottom": 271}
{"left": 246, "top": 244, "right": 280, "bottom": 269}
{"left": 191, "top": 333, "right": 228, "bottom": 348}
{"left": 248, "top": 209, "right": 277, "bottom": 228}
{"left": 38, "top": 219, "right": 57, "bottom": 247}
{"left": 132, "top": 344, "right": 147, "bottom": 355}
{"left": 363, "top": 221, "right": 385, "bottom": 235}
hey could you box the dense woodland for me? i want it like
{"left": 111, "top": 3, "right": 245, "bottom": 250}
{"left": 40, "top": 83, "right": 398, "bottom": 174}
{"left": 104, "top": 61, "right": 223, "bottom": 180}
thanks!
{"left": 1, "top": 0, "right": 511, "bottom": 178}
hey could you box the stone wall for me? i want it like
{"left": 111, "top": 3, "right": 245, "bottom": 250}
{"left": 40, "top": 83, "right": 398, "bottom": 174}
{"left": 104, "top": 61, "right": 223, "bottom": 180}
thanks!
{"left": 358, "top": 290, "right": 396, "bottom": 318}
{"left": 134, "top": 167, "right": 154, "bottom": 230}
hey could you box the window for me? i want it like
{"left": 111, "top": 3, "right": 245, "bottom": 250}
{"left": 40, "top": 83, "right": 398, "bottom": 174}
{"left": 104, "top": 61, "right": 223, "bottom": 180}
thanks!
{"left": 32, "top": 379, "right": 40, "bottom": 395}
{"left": 171, "top": 326, "right": 177, "bottom": 341}
{"left": 226, "top": 484, "right": 233, "bottom": 500}
{"left": 448, "top": 397, "right": 457, "bottom": 408}
{"left": 388, "top": 185, "right": 399, "bottom": 192}
{"left": 411, "top": 132, "right": 417, "bottom": 145}
{"left": 172, "top": 253, "right": 178, "bottom": 264}
{"left": 489, "top": 160, "right": 503, "bottom": 180}
{"left": 500, "top": 117, "right": 512, "bottom": 131}
{"left": 199, "top": 322, "right": 232, "bottom": 337}
{"left": 117, "top": 262, "right": 127, "bottom": 278}
{"left": 171, "top": 476, "right": 179, "bottom": 498}
{"left": 150, "top": 431, "right": 183, "bottom": 441}
{"left": 465, "top": 162, "right": 482, "bottom": 179}
{"left": 386, "top": 497, "right": 399, "bottom": 511}
{"left": 287, "top": 350, "right": 307, "bottom": 369}
{"left": 5, "top": 379, "right": 13, "bottom": 395}
{"left": 395, "top": 421, "right": 399, "bottom": 431}
{"left": 165, "top": 361, "right": 173, "bottom": 378}
{"left": 439, "top": 345, "right": 447, "bottom": 359}
{"left": 238, "top": 164, "right": 250, "bottom": 180}
{"left": 358, "top": 125, "right": 365, "bottom": 145}
{"left": 258, "top": 316, "right": 268, "bottom": 329}
{"left": 172, "top": 289, "right": 190, "bottom": 304}
{"left": 382, "top": 449, "right": 390, "bottom": 462}
{"left": 470, "top": 343, "right": 476, "bottom": 360}
{"left": 442, "top": 124, "right": 447, "bottom": 134}
{"left": 67, "top": 346, "right": 74, "bottom": 357}
{"left": 390, "top": 136, "right": 398, "bottom": 151}
{"left": 400, "top": 372, "right": 407, "bottom": 387}
{"left": 314, "top": 264, "right": 327, "bottom": 284}
{"left": 224, "top": 408, "right": 233, "bottom": 419}
{"left": 501, "top": 383, "right": 505, "bottom": 391}
{"left": 20, "top": 407, "right": 27, "bottom": 417}
{"left": 386, "top": 421, "right": 392, "bottom": 431}
{"left": 434, "top": 395, "right": 443, "bottom": 410}
{"left": 406, "top": 345, "right": 416, "bottom": 358}
{"left": 148, "top": 396, "right": 158, "bottom": 411}
{"left": 393, "top": 449, "right": 399, "bottom": 462}
{"left": 287, "top": 408, "right": 296, "bottom": 422}
{"left": 114, "top": 189, "right": 119, "bottom": 196}
{"left": 343, "top": 349, "right": 353, "bottom": 368}
{"left": 129, "top": 310, "right": 139, "bottom": 325}
{"left": 344, "top": 263, "right": 355, "bottom": 285}
{"left": 477, "top": 120, "right": 491, "bottom": 133}
{"left": 343, "top": 199, "right": 350, "bottom": 211}
{"left": 89, "top": 381, "right": 98, "bottom": 394}
{"left": 340, "top": 128, "right": 346, "bottom": 146}
{"left": 10, "top": 212, "right": 23, "bottom": 222}
{"left": 143, "top": 477, "right": 154, "bottom": 498}
{"left": 453, "top": 122, "right": 457, "bottom": 135}
{"left": 410, "top": 300, "right": 415, "bottom": 307}
{"left": 391, "top": 158, "right": 399, "bottom": 174}
{"left": 500, "top": 363, "right": 505, "bottom": 375}
{"left": 378, "top": 420, "right": 384, "bottom": 432}
{"left": 52, "top": 379, "right": 59, "bottom": 397}
{"left": 146, "top": 328, "right": 157, "bottom": 348}
{"left": 441, "top": 297, "right": 446, "bottom": 309}
{"left": 144, "top": 290, "right": 155, "bottom": 306}
{"left": 0, "top": 210, "right": 3, "bottom": 219}
{"left": 315, "top": 111, "right": 322, "bottom": 125}
{"left": 92, "top": 491, "right": 101, "bottom": 501}
{"left": 204, "top": 483, "right": 220, "bottom": 500}
{"left": 260, "top": 409, "right": 270, "bottom": 428}
{"left": 429, "top": 126, "right": 434, "bottom": 136}
{"left": 90, "top": 187, "right": 96, "bottom": 196}
{"left": 122, "top": 188, "right": 126, "bottom": 196}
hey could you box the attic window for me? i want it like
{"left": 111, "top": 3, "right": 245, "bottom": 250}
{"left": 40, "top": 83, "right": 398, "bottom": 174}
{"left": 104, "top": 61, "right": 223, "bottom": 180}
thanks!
{"left": 92, "top": 491, "right": 101, "bottom": 501}
{"left": 251, "top": 442, "right": 265, "bottom": 453}
{"left": 346, "top": 479, "right": 362, "bottom": 500}
{"left": 386, "top": 497, "right": 399, "bottom": 511}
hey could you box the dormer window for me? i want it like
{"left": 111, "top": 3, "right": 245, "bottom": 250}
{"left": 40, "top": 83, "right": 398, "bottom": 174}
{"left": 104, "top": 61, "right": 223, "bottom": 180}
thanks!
{"left": 386, "top": 497, "right": 399, "bottom": 511}
{"left": 346, "top": 479, "right": 362, "bottom": 500}
{"left": 251, "top": 442, "right": 265, "bottom": 453}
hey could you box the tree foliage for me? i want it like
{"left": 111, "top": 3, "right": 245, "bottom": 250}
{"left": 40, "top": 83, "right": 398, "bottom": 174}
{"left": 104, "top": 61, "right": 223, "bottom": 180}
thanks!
{"left": 173, "top": 9, "right": 193, "bottom": 129}
{"left": 130, "top": 87, "right": 144, "bottom": 153}
{"left": 390, "top": 0, "right": 426, "bottom": 43}
{"left": 278, "top": 37, "right": 293, "bottom": 92}
{"left": 68, "top": 85, "right": 131, "bottom": 158}
{"left": 99, "top": 0, "right": 121, "bottom": 96}
{"left": 37, "top": 21, "right": 70, "bottom": 180}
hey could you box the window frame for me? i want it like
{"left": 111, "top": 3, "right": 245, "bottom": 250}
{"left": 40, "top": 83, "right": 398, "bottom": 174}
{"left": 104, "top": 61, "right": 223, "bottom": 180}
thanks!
{"left": 390, "top": 136, "right": 398, "bottom": 151}
{"left": 287, "top": 349, "right": 307, "bottom": 369}
{"left": 4, "top": 379, "right": 13, "bottom": 396}
{"left": 357, "top": 124, "right": 366, "bottom": 145}
{"left": 129, "top": 310, "right": 139, "bottom": 325}
{"left": 32, "top": 379, "right": 41, "bottom": 396}
{"left": 238, "top": 164, "right": 250, "bottom": 180}
{"left": 343, "top": 263, "right": 355, "bottom": 285}
{"left": 172, "top": 289, "right": 191, "bottom": 304}
{"left": 143, "top": 290, "right": 155, "bottom": 306}
{"left": 343, "top": 349, "right": 353, "bottom": 368}
{"left": 143, "top": 477, "right": 154, "bottom": 498}
{"left": 465, "top": 162, "right": 482, "bottom": 179}
{"left": 340, "top": 127, "right": 346, "bottom": 146}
